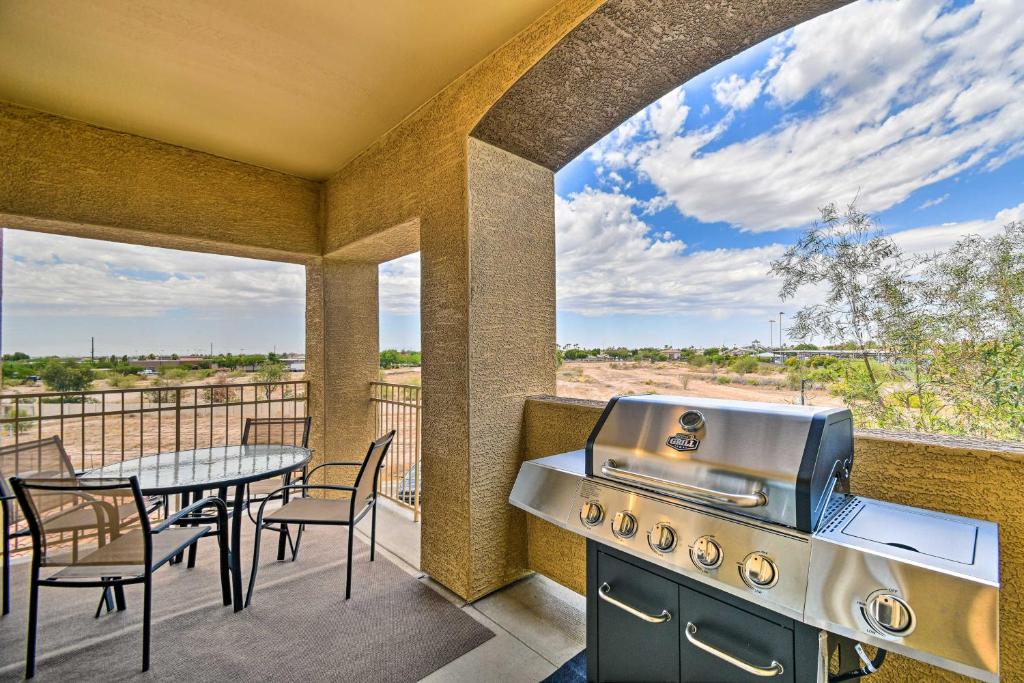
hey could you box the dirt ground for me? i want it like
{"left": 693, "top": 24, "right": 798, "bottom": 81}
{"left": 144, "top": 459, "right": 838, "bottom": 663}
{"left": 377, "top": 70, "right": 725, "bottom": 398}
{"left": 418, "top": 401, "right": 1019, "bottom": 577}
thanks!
{"left": 382, "top": 362, "right": 844, "bottom": 407}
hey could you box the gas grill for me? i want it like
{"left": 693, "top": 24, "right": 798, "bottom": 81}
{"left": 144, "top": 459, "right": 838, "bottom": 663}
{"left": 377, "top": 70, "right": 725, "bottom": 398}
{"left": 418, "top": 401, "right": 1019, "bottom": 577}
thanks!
{"left": 510, "top": 395, "right": 1000, "bottom": 682}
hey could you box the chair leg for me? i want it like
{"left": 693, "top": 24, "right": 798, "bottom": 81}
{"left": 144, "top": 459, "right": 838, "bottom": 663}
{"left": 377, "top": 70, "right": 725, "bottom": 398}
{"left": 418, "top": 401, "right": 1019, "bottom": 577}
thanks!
{"left": 142, "top": 577, "right": 152, "bottom": 672}
{"left": 244, "top": 510, "right": 266, "bottom": 608}
{"left": 2, "top": 522, "right": 10, "bottom": 616}
{"left": 114, "top": 584, "right": 127, "bottom": 611}
{"left": 94, "top": 586, "right": 115, "bottom": 618}
{"left": 345, "top": 525, "right": 354, "bottom": 600}
{"left": 371, "top": 501, "right": 378, "bottom": 562}
{"left": 25, "top": 565, "right": 39, "bottom": 679}
{"left": 290, "top": 523, "right": 305, "bottom": 562}
{"left": 217, "top": 513, "right": 231, "bottom": 606}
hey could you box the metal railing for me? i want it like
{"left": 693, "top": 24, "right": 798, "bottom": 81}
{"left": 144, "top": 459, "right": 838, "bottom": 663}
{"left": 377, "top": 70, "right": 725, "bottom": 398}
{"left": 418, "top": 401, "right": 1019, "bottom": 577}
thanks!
{"left": 0, "top": 380, "right": 309, "bottom": 472}
{"left": 370, "top": 381, "right": 422, "bottom": 520}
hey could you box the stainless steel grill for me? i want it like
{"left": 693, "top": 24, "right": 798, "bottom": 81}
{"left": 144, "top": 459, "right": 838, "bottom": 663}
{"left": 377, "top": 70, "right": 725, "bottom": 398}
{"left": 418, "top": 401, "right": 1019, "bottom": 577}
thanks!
{"left": 510, "top": 395, "right": 1000, "bottom": 682}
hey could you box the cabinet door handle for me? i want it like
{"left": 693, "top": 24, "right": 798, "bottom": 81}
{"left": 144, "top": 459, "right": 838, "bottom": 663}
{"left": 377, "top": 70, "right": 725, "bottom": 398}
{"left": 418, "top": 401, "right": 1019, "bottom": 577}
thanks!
{"left": 685, "top": 622, "right": 784, "bottom": 677}
{"left": 598, "top": 583, "right": 671, "bottom": 623}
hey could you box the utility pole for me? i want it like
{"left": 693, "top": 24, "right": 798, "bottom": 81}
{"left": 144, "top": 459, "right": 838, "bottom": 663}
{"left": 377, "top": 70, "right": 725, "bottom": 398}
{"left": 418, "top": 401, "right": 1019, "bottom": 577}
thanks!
{"left": 90, "top": 336, "right": 95, "bottom": 362}
{"left": 768, "top": 320, "right": 775, "bottom": 352}
{"left": 779, "top": 312, "right": 784, "bottom": 350}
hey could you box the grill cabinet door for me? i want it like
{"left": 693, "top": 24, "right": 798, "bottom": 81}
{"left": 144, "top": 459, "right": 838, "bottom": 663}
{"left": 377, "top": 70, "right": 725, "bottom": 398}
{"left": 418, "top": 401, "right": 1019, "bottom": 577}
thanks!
{"left": 596, "top": 552, "right": 679, "bottom": 682}
{"left": 679, "top": 585, "right": 794, "bottom": 682}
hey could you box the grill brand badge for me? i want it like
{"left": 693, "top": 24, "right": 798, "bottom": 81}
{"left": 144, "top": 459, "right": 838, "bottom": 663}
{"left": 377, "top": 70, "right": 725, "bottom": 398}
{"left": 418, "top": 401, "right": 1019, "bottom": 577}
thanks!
{"left": 666, "top": 434, "right": 700, "bottom": 451}
{"left": 666, "top": 411, "right": 703, "bottom": 451}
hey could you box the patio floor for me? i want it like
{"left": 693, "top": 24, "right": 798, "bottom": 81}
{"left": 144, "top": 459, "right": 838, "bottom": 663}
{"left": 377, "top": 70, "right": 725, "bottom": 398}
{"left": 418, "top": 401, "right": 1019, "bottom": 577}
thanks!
{"left": 1, "top": 499, "right": 585, "bottom": 682}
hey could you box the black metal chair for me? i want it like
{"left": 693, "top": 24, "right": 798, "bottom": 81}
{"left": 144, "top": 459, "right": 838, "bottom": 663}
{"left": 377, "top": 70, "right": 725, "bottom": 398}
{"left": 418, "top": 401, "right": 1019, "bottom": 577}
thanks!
{"left": 245, "top": 429, "right": 395, "bottom": 605}
{"left": 2, "top": 437, "right": 163, "bottom": 617}
{"left": 9, "top": 473, "right": 231, "bottom": 678}
{"left": 177, "top": 416, "right": 312, "bottom": 569}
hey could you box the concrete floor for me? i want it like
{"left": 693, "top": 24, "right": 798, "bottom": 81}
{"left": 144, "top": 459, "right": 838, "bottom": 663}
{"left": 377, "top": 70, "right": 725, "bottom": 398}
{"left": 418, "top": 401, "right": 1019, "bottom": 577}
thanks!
{"left": 358, "top": 498, "right": 585, "bottom": 682}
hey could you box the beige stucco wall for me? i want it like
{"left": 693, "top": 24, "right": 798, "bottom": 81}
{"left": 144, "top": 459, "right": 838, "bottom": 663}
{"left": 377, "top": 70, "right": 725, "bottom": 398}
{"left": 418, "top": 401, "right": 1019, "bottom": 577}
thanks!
{"left": 0, "top": 102, "right": 320, "bottom": 262}
{"left": 520, "top": 395, "right": 1024, "bottom": 682}
{"left": 320, "top": 0, "right": 601, "bottom": 600}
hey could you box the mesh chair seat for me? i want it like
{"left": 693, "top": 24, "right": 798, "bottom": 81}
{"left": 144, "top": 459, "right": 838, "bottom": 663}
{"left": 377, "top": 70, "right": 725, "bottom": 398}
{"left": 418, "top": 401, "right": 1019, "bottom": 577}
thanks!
{"left": 50, "top": 527, "right": 209, "bottom": 579}
{"left": 264, "top": 495, "right": 365, "bottom": 525}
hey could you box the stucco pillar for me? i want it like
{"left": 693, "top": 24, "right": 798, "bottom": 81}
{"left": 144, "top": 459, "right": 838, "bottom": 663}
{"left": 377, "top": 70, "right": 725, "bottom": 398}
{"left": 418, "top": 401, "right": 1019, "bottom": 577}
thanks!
{"left": 420, "top": 138, "right": 556, "bottom": 600}
{"left": 305, "top": 257, "right": 379, "bottom": 475}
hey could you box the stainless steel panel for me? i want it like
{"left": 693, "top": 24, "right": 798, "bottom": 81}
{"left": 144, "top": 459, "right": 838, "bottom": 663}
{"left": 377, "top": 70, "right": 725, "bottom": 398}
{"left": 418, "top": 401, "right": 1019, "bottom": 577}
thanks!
{"left": 841, "top": 502, "right": 979, "bottom": 565}
{"left": 588, "top": 395, "right": 851, "bottom": 530}
{"left": 807, "top": 496, "right": 1000, "bottom": 682}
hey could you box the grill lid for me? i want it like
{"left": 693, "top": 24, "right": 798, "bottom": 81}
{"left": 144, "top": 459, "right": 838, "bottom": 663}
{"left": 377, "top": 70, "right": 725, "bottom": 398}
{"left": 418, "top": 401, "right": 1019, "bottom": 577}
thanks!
{"left": 585, "top": 395, "right": 853, "bottom": 532}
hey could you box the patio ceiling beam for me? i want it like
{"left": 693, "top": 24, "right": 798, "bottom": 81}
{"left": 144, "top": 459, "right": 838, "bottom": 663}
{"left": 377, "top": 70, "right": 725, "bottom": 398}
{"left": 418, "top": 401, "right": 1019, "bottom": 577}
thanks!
{"left": 0, "top": 102, "right": 321, "bottom": 262}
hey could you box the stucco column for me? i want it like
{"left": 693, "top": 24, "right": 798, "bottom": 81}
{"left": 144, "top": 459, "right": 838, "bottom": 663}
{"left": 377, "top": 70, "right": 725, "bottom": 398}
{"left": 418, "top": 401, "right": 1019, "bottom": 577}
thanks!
{"left": 305, "top": 257, "right": 379, "bottom": 476}
{"left": 420, "top": 138, "right": 556, "bottom": 600}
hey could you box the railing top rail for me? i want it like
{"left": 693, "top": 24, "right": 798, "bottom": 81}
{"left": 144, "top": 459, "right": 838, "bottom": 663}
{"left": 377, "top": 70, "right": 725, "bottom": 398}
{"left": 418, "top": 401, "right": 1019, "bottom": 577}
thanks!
{"left": 370, "top": 381, "right": 422, "bottom": 391}
{"left": 0, "top": 379, "right": 309, "bottom": 401}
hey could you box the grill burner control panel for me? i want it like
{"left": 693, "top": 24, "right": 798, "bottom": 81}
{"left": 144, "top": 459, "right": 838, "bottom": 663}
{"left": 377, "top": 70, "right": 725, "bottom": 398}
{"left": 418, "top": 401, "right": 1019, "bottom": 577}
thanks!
{"left": 570, "top": 479, "right": 810, "bottom": 620}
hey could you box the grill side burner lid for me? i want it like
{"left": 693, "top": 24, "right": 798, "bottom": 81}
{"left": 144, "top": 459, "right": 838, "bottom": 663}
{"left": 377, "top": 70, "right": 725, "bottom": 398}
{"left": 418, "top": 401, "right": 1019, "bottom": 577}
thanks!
{"left": 585, "top": 395, "right": 853, "bottom": 532}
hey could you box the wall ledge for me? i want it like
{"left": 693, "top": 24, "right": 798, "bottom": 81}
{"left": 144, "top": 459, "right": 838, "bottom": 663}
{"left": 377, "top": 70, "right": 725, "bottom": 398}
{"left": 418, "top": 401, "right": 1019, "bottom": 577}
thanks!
{"left": 527, "top": 394, "right": 1024, "bottom": 458}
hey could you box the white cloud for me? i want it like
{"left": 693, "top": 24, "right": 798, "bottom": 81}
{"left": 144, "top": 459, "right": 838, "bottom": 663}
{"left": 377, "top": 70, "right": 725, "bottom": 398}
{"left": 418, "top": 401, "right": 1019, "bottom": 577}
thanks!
{"left": 3, "top": 230, "right": 304, "bottom": 318}
{"left": 556, "top": 189, "right": 787, "bottom": 317}
{"left": 919, "top": 193, "right": 950, "bottom": 209}
{"left": 712, "top": 74, "right": 763, "bottom": 111}
{"left": 378, "top": 253, "right": 420, "bottom": 315}
{"left": 592, "top": 0, "right": 1024, "bottom": 232}
{"left": 891, "top": 200, "right": 1024, "bottom": 254}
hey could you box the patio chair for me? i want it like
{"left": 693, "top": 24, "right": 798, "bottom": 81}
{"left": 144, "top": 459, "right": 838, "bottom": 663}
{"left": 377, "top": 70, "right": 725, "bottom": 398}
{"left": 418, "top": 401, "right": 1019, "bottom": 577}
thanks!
{"left": 9, "top": 474, "right": 231, "bottom": 678}
{"left": 245, "top": 429, "right": 395, "bottom": 605}
{"left": 1, "top": 436, "right": 161, "bottom": 617}
{"left": 177, "top": 416, "right": 311, "bottom": 569}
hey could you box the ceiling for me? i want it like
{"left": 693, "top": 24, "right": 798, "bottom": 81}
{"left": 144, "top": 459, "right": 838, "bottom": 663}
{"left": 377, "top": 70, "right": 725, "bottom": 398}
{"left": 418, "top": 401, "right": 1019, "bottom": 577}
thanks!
{"left": 0, "top": 0, "right": 560, "bottom": 179}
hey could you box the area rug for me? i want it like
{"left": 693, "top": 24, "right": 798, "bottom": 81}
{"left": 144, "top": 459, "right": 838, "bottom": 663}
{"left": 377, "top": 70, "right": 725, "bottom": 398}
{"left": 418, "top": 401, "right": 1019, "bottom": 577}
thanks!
{"left": 542, "top": 650, "right": 586, "bottom": 683}
{"left": 0, "top": 524, "right": 493, "bottom": 681}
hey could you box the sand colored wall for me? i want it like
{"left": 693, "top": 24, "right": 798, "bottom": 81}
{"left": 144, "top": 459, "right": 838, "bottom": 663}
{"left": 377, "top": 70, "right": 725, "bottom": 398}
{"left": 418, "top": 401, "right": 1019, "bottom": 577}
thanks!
{"left": 0, "top": 102, "right": 320, "bottom": 262}
{"left": 304, "top": 258, "right": 379, "bottom": 473}
{"left": 321, "top": 0, "right": 601, "bottom": 600}
{"left": 520, "top": 395, "right": 1024, "bottom": 682}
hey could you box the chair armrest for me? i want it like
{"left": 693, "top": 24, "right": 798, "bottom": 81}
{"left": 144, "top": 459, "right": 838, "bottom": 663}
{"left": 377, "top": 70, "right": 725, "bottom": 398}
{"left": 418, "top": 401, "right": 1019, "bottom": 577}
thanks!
{"left": 300, "top": 461, "right": 363, "bottom": 484}
{"left": 154, "top": 496, "right": 227, "bottom": 533}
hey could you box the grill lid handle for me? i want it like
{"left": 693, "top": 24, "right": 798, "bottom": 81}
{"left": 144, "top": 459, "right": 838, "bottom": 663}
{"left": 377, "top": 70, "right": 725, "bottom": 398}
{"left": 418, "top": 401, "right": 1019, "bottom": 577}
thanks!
{"left": 601, "top": 460, "right": 768, "bottom": 509}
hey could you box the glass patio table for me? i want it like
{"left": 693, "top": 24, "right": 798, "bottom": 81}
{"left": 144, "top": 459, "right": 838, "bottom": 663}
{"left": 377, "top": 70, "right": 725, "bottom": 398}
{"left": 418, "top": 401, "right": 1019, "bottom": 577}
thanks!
{"left": 83, "top": 445, "right": 312, "bottom": 611}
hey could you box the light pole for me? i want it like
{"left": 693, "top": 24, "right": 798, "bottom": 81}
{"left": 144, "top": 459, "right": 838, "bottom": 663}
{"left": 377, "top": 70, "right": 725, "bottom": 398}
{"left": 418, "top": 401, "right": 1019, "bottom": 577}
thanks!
{"left": 768, "top": 320, "right": 775, "bottom": 353}
{"left": 779, "top": 312, "right": 784, "bottom": 351}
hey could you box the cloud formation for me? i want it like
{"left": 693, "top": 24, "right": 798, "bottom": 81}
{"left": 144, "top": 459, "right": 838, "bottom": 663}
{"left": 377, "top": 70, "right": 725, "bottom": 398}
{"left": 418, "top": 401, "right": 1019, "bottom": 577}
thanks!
{"left": 590, "top": 0, "right": 1024, "bottom": 232}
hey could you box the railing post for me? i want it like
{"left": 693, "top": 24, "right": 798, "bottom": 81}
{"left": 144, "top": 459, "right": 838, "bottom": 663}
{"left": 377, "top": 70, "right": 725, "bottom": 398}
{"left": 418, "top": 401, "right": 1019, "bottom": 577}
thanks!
{"left": 174, "top": 388, "right": 182, "bottom": 452}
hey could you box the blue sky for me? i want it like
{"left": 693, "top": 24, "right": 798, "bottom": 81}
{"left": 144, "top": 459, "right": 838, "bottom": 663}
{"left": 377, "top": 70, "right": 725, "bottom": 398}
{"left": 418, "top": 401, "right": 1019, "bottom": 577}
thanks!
{"left": 3, "top": 0, "right": 1022, "bottom": 355}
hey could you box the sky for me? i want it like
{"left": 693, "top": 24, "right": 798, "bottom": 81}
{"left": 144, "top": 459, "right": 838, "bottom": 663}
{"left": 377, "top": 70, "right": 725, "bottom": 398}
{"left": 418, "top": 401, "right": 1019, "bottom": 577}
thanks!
{"left": 3, "top": 0, "right": 1023, "bottom": 356}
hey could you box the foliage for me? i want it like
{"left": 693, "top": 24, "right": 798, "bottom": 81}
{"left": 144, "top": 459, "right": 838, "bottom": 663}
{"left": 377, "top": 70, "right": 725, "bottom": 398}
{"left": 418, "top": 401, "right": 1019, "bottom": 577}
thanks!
{"left": 2, "top": 352, "right": 29, "bottom": 361}
{"left": 40, "top": 359, "right": 94, "bottom": 392}
{"left": 379, "top": 349, "right": 421, "bottom": 369}
{"left": 729, "top": 356, "right": 759, "bottom": 375}
{"left": 772, "top": 201, "right": 1023, "bottom": 441}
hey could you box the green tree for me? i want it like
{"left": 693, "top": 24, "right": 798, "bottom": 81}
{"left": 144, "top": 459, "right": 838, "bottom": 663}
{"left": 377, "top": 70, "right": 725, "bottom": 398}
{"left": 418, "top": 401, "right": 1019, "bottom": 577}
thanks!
{"left": 770, "top": 202, "right": 900, "bottom": 407}
{"left": 40, "top": 359, "right": 95, "bottom": 392}
{"left": 255, "top": 360, "right": 286, "bottom": 399}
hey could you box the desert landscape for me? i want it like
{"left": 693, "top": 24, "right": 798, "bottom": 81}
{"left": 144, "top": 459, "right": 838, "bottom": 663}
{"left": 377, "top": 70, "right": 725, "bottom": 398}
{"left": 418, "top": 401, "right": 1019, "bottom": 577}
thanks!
{"left": 380, "top": 360, "right": 844, "bottom": 407}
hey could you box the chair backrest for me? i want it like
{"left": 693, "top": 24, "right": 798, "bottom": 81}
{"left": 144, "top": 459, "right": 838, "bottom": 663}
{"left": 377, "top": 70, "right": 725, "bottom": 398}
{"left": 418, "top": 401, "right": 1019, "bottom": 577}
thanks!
{"left": 10, "top": 475, "right": 150, "bottom": 570}
{"left": 352, "top": 430, "right": 396, "bottom": 511}
{"left": 241, "top": 417, "right": 312, "bottom": 448}
{"left": 1, "top": 437, "right": 77, "bottom": 525}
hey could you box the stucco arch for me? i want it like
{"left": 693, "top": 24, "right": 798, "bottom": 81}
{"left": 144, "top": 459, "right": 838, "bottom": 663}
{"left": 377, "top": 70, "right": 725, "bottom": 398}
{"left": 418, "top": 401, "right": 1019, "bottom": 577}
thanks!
{"left": 472, "top": 0, "right": 850, "bottom": 171}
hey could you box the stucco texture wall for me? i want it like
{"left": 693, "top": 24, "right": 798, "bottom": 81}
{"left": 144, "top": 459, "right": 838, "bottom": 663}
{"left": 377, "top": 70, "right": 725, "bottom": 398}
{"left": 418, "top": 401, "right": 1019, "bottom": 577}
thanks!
{"left": 520, "top": 395, "right": 1024, "bottom": 682}
{"left": 0, "top": 102, "right": 320, "bottom": 262}
{"left": 321, "top": 0, "right": 602, "bottom": 601}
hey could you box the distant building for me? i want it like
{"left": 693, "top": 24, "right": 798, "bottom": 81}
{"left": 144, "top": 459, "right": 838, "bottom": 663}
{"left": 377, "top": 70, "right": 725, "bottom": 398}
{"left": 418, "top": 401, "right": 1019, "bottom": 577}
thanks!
{"left": 661, "top": 348, "right": 683, "bottom": 360}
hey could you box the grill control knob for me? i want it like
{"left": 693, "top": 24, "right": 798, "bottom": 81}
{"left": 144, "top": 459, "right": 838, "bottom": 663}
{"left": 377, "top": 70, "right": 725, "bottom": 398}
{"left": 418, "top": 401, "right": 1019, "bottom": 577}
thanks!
{"left": 865, "top": 594, "right": 915, "bottom": 636}
{"left": 690, "top": 536, "right": 723, "bottom": 570}
{"left": 741, "top": 553, "right": 778, "bottom": 589}
{"left": 580, "top": 501, "right": 605, "bottom": 527}
{"left": 648, "top": 523, "right": 678, "bottom": 553}
{"left": 611, "top": 511, "right": 638, "bottom": 539}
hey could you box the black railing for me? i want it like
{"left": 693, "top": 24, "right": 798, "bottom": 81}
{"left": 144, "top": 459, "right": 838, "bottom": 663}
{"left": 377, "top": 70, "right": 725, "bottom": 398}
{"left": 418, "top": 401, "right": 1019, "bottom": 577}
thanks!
{"left": 370, "top": 382, "right": 422, "bottom": 519}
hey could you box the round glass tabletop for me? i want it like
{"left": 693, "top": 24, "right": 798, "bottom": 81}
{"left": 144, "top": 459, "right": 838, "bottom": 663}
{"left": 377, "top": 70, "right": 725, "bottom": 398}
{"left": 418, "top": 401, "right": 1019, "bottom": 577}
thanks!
{"left": 82, "top": 445, "right": 312, "bottom": 494}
